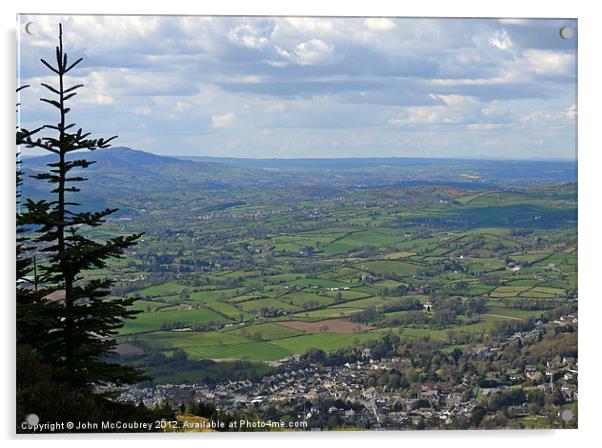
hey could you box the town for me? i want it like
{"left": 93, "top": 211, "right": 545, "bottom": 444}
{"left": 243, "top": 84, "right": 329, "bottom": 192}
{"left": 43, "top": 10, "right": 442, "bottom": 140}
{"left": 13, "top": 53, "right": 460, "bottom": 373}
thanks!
{"left": 116, "top": 316, "right": 577, "bottom": 430}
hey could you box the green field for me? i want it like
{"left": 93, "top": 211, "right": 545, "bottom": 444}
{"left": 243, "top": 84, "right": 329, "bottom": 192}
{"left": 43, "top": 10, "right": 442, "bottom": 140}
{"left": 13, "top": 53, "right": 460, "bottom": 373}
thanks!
{"left": 120, "top": 307, "right": 231, "bottom": 334}
{"left": 355, "top": 260, "right": 419, "bottom": 277}
{"left": 270, "top": 332, "right": 384, "bottom": 354}
{"left": 183, "top": 342, "right": 293, "bottom": 361}
{"left": 238, "top": 298, "right": 302, "bottom": 313}
{"left": 293, "top": 307, "right": 361, "bottom": 319}
{"left": 125, "top": 330, "right": 250, "bottom": 349}
{"left": 226, "top": 322, "right": 303, "bottom": 340}
{"left": 110, "top": 181, "right": 576, "bottom": 366}
{"left": 279, "top": 291, "right": 336, "bottom": 308}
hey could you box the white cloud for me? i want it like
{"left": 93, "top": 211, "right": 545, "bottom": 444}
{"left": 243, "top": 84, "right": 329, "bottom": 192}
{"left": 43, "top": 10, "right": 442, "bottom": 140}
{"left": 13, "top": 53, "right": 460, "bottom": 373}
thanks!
{"left": 489, "top": 30, "right": 513, "bottom": 50}
{"left": 521, "top": 49, "right": 574, "bottom": 76}
{"left": 430, "top": 71, "right": 523, "bottom": 86}
{"left": 228, "top": 24, "right": 270, "bottom": 49}
{"left": 17, "top": 15, "right": 577, "bottom": 159}
{"left": 521, "top": 106, "right": 576, "bottom": 125}
{"left": 266, "top": 102, "right": 287, "bottom": 113}
{"left": 564, "top": 105, "right": 577, "bottom": 120}
{"left": 130, "top": 106, "right": 152, "bottom": 116}
{"left": 91, "top": 94, "right": 114, "bottom": 105}
{"left": 173, "top": 101, "right": 191, "bottom": 113}
{"left": 481, "top": 102, "right": 510, "bottom": 117}
{"left": 389, "top": 95, "right": 516, "bottom": 132}
{"left": 467, "top": 123, "right": 509, "bottom": 130}
{"left": 276, "top": 39, "right": 337, "bottom": 66}
{"left": 364, "top": 18, "right": 396, "bottom": 32}
{"left": 498, "top": 19, "right": 531, "bottom": 26}
{"left": 522, "top": 111, "right": 552, "bottom": 124}
{"left": 280, "top": 18, "right": 335, "bottom": 35}
{"left": 82, "top": 68, "right": 194, "bottom": 97}
{"left": 238, "top": 75, "right": 264, "bottom": 84}
{"left": 212, "top": 112, "right": 235, "bottom": 128}
{"left": 390, "top": 94, "right": 482, "bottom": 125}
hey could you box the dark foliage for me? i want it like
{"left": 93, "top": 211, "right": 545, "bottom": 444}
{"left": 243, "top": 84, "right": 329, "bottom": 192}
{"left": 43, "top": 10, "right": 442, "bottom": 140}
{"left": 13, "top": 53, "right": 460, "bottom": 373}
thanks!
{"left": 17, "top": 24, "right": 145, "bottom": 387}
{"left": 17, "top": 345, "right": 174, "bottom": 433}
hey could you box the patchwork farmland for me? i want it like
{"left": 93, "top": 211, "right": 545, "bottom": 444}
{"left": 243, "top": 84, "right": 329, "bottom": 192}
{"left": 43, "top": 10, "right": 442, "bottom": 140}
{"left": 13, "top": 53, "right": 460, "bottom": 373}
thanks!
{"left": 111, "top": 184, "right": 576, "bottom": 365}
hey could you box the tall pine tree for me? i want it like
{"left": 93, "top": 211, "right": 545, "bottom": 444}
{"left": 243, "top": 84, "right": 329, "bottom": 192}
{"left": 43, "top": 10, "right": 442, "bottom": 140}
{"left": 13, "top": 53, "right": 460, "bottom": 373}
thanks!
{"left": 16, "top": 84, "right": 61, "bottom": 351}
{"left": 18, "top": 24, "right": 145, "bottom": 386}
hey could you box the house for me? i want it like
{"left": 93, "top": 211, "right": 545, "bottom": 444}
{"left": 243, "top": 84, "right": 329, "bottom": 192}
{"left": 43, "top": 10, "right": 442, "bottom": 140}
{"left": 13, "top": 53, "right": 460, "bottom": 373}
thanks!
{"left": 562, "top": 356, "right": 576, "bottom": 365}
{"left": 362, "top": 387, "right": 377, "bottom": 399}
{"left": 420, "top": 388, "right": 440, "bottom": 406}
{"left": 446, "top": 392, "right": 464, "bottom": 407}
{"left": 250, "top": 396, "right": 266, "bottom": 405}
{"left": 344, "top": 409, "right": 356, "bottom": 418}
{"left": 507, "top": 404, "right": 528, "bottom": 417}
{"left": 395, "top": 357, "right": 413, "bottom": 368}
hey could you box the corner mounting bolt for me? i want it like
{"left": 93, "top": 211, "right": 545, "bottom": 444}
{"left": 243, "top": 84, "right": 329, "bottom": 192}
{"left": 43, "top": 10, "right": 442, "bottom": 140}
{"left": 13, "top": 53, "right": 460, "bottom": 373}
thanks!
{"left": 24, "top": 21, "right": 37, "bottom": 35}
{"left": 559, "top": 27, "right": 573, "bottom": 39}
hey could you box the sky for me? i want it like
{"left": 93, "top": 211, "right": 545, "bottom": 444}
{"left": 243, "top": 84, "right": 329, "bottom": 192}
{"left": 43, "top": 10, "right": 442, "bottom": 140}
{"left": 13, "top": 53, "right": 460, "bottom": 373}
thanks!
{"left": 17, "top": 15, "right": 577, "bottom": 160}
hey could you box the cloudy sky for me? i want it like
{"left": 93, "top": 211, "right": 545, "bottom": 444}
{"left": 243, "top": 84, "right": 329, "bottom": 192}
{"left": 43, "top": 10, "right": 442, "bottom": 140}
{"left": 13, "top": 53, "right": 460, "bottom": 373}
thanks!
{"left": 17, "top": 15, "right": 577, "bottom": 159}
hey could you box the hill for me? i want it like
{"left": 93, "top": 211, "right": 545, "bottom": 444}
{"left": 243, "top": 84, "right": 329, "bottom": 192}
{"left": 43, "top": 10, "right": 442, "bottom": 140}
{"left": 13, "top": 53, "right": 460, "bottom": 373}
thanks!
{"left": 23, "top": 147, "right": 201, "bottom": 172}
{"left": 18, "top": 146, "right": 577, "bottom": 217}
{"left": 19, "top": 147, "right": 252, "bottom": 215}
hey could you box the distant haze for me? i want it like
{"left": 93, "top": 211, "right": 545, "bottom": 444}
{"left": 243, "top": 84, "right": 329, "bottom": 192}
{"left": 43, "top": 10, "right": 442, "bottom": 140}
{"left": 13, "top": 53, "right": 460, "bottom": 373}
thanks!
{"left": 18, "top": 15, "right": 577, "bottom": 160}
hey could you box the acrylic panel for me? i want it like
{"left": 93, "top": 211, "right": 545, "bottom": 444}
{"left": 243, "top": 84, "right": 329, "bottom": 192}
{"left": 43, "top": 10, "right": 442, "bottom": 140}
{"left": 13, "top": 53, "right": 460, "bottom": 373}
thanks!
{"left": 16, "top": 15, "right": 577, "bottom": 433}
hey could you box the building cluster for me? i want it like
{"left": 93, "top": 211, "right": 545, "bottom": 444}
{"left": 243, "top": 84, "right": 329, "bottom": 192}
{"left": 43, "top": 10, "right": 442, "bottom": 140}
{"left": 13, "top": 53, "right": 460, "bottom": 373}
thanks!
{"left": 115, "top": 325, "right": 577, "bottom": 429}
{"left": 116, "top": 357, "right": 479, "bottom": 428}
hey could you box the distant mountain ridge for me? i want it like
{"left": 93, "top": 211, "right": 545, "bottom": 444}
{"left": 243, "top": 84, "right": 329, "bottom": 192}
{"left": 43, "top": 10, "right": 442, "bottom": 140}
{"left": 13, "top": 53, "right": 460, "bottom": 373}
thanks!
{"left": 22, "top": 147, "right": 187, "bottom": 171}
{"left": 22, "top": 146, "right": 577, "bottom": 176}
{"left": 177, "top": 154, "right": 576, "bottom": 170}
{"left": 19, "top": 146, "right": 577, "bottom": 197}
{"left": 19, "top": 146, "right": 236, "bottom": 209}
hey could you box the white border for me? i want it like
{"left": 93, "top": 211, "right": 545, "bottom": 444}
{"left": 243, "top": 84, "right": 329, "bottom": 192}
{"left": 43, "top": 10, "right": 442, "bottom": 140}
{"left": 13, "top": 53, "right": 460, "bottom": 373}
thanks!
{"left": 2, "top": 1, "right": 601, "bottom": 446}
